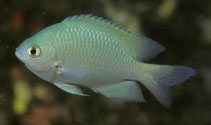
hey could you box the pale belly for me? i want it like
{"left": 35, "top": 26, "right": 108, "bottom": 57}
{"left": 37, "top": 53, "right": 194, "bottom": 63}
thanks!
{"left": 55, "top": 64, "right": 131, "bottom": 88}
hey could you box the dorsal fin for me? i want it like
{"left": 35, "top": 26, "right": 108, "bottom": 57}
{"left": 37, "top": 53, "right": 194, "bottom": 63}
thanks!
{"left": 62, "top": 14, "right": 132, "bottom": 34}
{"left": 62, "top": 14, "right": 165, "bottom": 61}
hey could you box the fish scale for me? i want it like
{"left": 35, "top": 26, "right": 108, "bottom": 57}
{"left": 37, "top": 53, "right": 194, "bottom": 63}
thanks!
{"left": 61, "top": 34, "right": 130, "bottom": 86}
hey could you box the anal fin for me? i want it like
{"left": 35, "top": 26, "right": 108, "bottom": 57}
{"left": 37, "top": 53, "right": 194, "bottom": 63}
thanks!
{"left": 54, "top": 83, "right": 88, "bottom": 96}
{"left": 92, "top": 81, "right": 145, "bottom": 102}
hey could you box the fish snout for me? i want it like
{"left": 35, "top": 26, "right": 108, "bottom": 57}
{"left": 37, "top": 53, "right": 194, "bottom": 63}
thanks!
{"left": 15, "top": 48, "right": 26, "bottom": 62}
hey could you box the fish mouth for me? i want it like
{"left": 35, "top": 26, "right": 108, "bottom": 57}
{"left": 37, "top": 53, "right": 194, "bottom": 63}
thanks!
{"left": 15, "top": 48, "right": 26, "bottom": 63}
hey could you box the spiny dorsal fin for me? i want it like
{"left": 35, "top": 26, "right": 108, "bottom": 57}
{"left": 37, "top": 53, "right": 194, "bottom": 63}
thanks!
{"left": 63, "top": 14, "right": 132, "bottom": 34}
{"left": 62, "top": 14, "right": 165, "bottom": 61}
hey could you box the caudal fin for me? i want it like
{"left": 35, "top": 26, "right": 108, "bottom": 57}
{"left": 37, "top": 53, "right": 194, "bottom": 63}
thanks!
{"left": 137, "top": 63, "right": 195, "bottom": 107}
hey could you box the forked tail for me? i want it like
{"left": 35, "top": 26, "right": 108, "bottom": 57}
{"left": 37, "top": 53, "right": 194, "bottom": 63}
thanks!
{"left": 136, "top": 63, "right": 196, "bottom": 107}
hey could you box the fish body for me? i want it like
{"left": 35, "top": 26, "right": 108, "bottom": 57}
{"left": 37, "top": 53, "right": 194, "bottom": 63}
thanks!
{"left": 15, "top": 14, "right": 195, "bottom": 107}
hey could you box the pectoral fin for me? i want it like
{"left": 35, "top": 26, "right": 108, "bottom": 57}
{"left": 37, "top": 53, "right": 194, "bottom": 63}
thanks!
{"left": 54, "top": 83, "right": 88, "bottom": 96}
{"left": 92, "top": 81, "right": 145, "bottom": 102}
{"left": 57, "top": 67, "right": 88, "bottom": 83}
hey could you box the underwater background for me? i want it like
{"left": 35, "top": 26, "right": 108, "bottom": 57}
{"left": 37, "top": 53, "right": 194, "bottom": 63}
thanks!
{"left": 0, "top": 0, "right": 210, "bottom": 125}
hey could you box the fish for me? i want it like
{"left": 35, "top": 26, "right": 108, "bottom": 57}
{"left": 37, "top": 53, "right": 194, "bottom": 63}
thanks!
{"left": 15, "top": 14, "right": 195, "bottom": 107}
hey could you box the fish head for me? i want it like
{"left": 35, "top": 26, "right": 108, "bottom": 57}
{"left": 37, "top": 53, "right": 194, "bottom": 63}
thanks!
{"left": 15, "top": 32, "right": 57, "bottom": 74}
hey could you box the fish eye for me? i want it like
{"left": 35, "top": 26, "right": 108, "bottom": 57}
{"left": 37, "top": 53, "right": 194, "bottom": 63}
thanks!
{"left": 27, "top": 45, "right": 41, "bottom": 58}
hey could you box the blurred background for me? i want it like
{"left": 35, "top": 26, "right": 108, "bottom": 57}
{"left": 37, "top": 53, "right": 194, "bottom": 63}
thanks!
{"left": 0, "top": 0, "right": 211, "bottom": 124}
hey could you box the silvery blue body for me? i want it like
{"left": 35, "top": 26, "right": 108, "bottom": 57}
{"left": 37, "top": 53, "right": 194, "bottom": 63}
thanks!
{"left": 15, "top": 15, "right": 195, "bottom": 107}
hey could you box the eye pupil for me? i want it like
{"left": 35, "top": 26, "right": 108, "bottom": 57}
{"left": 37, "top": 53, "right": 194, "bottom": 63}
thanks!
{"left": 27, "top": 45, "right": 41, "bottom": 58}
{"left": 30, "top": 49, "right": 36, "bottom": 55}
